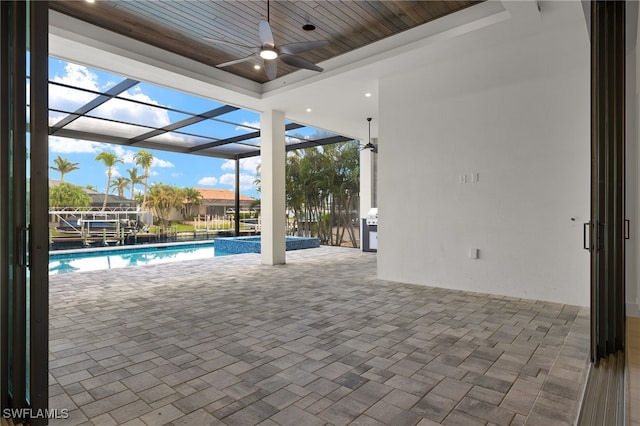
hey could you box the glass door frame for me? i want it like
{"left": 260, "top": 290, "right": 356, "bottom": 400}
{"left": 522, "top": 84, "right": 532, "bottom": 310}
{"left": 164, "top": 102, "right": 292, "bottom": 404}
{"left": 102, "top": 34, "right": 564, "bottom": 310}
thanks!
{"left": 589, "top": 0, "right": 626, "bottom": 364}
{"left": 30, "top": 0, "right": 50, "bottom": 418}
{"left": 1, "top": 0, "right": 48, "bottom": 423}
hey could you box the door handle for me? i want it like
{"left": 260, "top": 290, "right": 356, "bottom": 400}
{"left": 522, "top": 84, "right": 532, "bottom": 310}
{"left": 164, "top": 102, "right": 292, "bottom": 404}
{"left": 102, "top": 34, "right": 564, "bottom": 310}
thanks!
{"left": 584, "top": 222, "right": 590, "bottom": 251}
{"left": 625, "top": 219, "right": 630, "bottom": 240}
{"left": 17, "top": 226, "right": 30, "bottom": 268}
{"left": 584, "top": 221, "right": 605, "bottom": 252}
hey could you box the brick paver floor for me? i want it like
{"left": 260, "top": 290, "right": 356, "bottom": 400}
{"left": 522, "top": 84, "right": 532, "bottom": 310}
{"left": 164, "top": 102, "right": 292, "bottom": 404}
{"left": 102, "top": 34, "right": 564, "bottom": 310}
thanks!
{"left": 48, "top": 246, "right": 589, "bottom": 425}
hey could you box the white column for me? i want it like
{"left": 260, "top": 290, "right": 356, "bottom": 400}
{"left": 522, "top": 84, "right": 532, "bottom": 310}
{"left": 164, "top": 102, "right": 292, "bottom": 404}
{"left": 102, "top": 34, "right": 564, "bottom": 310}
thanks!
{"left": 260, "top": 110, "right": 286, "bottom": 265}
{"left": 359, "top": 146, "right": 373, "bottom": 250}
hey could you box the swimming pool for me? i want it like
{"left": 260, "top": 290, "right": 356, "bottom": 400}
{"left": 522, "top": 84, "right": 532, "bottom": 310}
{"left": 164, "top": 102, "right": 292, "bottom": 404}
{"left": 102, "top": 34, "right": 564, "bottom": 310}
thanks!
{"left": 49, "top": 241, "right": 223, "bottom": 275}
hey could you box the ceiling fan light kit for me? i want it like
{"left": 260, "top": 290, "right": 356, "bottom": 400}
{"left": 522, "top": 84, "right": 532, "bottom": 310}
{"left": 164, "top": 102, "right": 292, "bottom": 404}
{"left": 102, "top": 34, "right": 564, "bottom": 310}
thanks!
{"left": 259, "top": 48, "right": 278, "bottom": 60}
{"left": 205, "top": 0, "right": 328, "bottom": 81}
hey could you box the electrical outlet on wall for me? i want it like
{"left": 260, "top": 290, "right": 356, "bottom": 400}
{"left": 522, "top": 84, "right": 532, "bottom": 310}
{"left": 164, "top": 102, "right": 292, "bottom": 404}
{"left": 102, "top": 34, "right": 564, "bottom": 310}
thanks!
{"left": 459, "top": 174, "right": 467, "bottom": 184}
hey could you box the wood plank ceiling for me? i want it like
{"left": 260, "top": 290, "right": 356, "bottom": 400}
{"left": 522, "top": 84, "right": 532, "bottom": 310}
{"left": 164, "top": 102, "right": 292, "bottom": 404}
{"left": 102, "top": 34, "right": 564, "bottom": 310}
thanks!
{"left": 50, "top": 0, "right": 481, "bottom": 84}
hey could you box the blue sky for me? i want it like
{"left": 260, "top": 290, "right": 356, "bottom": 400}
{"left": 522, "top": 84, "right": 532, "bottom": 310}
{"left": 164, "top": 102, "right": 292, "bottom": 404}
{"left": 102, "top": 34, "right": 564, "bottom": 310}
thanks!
{"left": 48, "top": 58, "right": 263, "bottom": 199}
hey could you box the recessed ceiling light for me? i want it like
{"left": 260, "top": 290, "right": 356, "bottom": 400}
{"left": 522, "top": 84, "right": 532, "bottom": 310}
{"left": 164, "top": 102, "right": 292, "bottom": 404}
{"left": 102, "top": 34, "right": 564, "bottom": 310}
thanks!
{"left": 306, "top": 108, "right": 312, "bottom": 112}
{"left": 365, "top": 93, "right": 372, "bottom": 98}
{"left": 86, "top": 0, "right": 95, "bottom": 3}
{"left": 254, "top": 64, "right": 261, "bottom": 70}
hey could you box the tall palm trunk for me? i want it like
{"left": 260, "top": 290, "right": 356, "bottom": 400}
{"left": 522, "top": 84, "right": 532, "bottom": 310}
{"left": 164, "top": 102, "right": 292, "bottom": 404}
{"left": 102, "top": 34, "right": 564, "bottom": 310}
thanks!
{"left": 102, "top": 171, "right": 112, "bottom": 210}
{"left": 142, "top": 172, "right": 150, "bottom": 208}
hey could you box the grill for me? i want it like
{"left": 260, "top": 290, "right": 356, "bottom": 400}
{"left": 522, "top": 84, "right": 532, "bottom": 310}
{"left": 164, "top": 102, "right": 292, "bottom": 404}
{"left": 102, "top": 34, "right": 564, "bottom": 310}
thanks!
{"left": 366, "top": 208, "right": 378, "bottom": 226}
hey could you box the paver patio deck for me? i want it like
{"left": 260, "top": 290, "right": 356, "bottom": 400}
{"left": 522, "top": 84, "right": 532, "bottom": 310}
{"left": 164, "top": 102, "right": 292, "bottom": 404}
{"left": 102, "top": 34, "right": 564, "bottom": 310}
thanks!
{"left": 48, "top": 246, "right": 589, "bottom": 425}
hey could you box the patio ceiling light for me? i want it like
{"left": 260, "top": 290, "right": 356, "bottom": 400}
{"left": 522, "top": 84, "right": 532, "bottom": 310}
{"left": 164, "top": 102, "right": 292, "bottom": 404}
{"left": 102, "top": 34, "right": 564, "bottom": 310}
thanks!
{"left": 259, "top": 48, "right": 278, "bottom": 60}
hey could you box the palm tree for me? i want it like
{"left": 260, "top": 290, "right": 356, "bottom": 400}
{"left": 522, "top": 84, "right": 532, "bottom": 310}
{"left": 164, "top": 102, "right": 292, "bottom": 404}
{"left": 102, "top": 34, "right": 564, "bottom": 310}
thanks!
{"left": 110, "top": 176, "right": 130, "bottom": 198}
{"left": 50, "top": 155, "right": 80, "bottom": 182}
{"left": 95, "top": 151, "right": 122, "bottom": 210}
{"left": 134, "top": 150, "right": 154, "bottom": 208}
{"left": 126, "top": 168, "right": 144, "bottom": 200}
{"left": 146, "top": 183, "right": 183, "bottom": 226}
{"left": 183, "top": 187, "right": 203, "bottom": 219}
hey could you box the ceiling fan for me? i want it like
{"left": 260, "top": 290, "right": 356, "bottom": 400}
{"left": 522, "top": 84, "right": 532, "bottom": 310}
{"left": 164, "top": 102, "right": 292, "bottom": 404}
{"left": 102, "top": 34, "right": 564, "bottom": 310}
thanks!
{"left": 204, "top": 0, "right": 329, "bottom": 81}
{"left": 361, "top": 117, "right": 378, "bottom": 153}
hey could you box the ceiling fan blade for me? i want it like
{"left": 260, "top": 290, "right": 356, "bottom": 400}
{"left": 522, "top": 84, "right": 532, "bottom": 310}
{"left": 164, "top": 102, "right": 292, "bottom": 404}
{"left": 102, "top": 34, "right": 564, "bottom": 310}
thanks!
{"left": 279, "top": 54, "right": 323, "bottom": 72}
{"left": 217, "top": 54, "right": 257, "bottom": 68}
{"left": 259, "top": 20, "right": 275, "bottom": 47}
{"left": 264, "top": 58, "right": 277, "bottom": 80}
{"left": 203, "top": 38, "right": 256, "bottom": 50}
{"left": 279, "top": 40, "right": 329, "bottom": 55}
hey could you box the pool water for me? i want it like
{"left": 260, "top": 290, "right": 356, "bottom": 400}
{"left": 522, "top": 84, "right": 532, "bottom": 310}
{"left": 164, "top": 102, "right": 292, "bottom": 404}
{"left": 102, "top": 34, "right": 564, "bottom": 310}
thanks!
{"left": 49, "top": 242, "right": 223, "bottom": 275}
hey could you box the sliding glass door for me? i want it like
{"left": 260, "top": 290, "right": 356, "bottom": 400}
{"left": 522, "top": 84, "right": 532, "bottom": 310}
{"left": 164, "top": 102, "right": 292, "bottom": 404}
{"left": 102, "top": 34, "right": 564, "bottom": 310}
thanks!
{"left": 589, "top": 0, "right": 626, "bottom": 363}
{"left": 1, "top": 1, "right": 48, "bottom": 423}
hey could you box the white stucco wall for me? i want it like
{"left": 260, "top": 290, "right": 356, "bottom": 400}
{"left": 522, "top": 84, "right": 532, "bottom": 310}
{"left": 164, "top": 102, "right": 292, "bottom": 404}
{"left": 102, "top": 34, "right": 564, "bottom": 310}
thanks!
{"left": 377, "top": 13, "right": 590, "bottom": 306}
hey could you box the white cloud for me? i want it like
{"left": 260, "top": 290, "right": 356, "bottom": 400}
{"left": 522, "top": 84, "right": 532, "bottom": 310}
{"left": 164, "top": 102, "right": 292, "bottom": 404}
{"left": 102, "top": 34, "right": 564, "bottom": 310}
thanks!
{"left": 53, "top": 63, "right": 101, "bottom": 90}
{"left": 219, "top": 174, "right": 234, "bottom": 185}
{"left": 221, "top": 157, "right": 261, "bottom": 174}
{"left": 221, "top": 160, "right": 235, "bottom": 170}
{"left": 198, "top": 177, "right": 218, "bottom": 186}
{"left": 49, "top": 136, "right": 105, "bottom": 154}
{"left": 240, "top": 157, "right": 261, "bottom": 174}
{"left": 50, "top": 64, "right": 102, "bottom": 114}
{"left": 219, "top": 173, "right": 257, "bottom": 191}
{"left": 153, "top": 158, "right": 174, "bottom": 168}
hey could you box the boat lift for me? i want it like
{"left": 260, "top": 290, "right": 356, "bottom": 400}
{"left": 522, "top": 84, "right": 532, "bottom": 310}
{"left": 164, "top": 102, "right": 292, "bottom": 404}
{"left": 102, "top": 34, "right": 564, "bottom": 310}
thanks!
{"left": 48, "top": 207, "right": 151, "bottom": 247}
